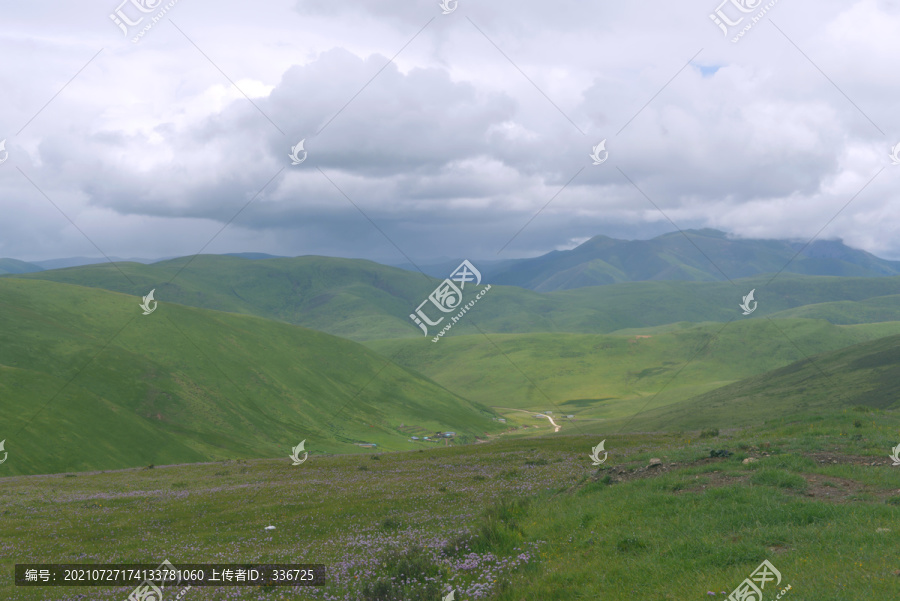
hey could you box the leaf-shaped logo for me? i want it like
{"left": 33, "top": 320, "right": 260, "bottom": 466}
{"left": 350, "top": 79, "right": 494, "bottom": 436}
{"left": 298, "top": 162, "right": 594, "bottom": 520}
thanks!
{"left": 589, "top": 440, "right": 608, "bottom": 465}
{"left": 890, "top": 443, "right": 900, "bottom": 466}
{"left": 589, "top": 139, "right": 609, "bottom": 165}
{"left": 0, "top": 439, "right": 7, "bottom": 465}
{"left": 290, "top": 440, "right": 308, "bottom": 465}
{"left": 289, "top": 139, "right": 308, "bottom": 165}
{"left": 740, "top": 288, "right": 757, "bottom": 315}
{"left": 0, "top": 139, "right": 8, "bottom": 165}
{"left": 140, "top": 289, "right": 158, "bottom": 315}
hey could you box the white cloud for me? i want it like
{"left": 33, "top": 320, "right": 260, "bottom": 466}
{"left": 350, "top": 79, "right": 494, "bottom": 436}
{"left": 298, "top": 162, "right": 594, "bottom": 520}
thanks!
{"left": 0, "top": 0, "right": 898, "bottom": 263}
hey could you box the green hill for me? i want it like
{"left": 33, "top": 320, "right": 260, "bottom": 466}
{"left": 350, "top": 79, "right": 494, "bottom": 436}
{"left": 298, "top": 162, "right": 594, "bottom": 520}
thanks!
{"left": 767, "top": 294, "right": 900, "bottom": 323}
{"left": 614, "top": 332, "right": 900, "bottom": 431}
{"left": 0, "top": 278, "right": 499, "bottom": 476}
{"left": 365, "top": 319, "right": 900, "bottom": 422}
{"left": 0, "top": 258, "right": 43, "bottom": 275}
{"left": 8, "top": 255, "right": 439, "bottom": 341}
{"left": 10, "top": 255, "right": 900, "bottom": 341}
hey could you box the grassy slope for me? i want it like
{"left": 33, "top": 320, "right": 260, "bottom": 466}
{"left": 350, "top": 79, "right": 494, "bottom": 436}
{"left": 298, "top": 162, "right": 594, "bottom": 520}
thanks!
{"left": 1, "top": 409, "right": 898, "bottom": 600}
{"left": 365, "top": 319, "right": 900, "bottom": 421}
{"left": 767, "top": 294, "right": 900, "bottom": 323}
{"left": 0, "top": 258, "right": 43, "bottom": 275}
{"left": 617, "top": 333, "right": 900, "bottom": 432}
{"left": 9, "top": 255, "right": 439, "bottom": 341}
{"left": 0, "top": 278, "right": 500, "bottom": 476}
{"left": 11, "top": 257, "right": 900, "bottom": 341}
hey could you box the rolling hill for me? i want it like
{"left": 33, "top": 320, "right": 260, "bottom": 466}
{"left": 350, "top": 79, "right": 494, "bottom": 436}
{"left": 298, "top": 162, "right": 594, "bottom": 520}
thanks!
{"left": 8, "top": 255, "right": 900, "bottom": 341}
{"left": 0, "top": 258, "right": 43, "bottom": 275}
{"left": 0, "top": 277, "right": 500, "bottom": 475}
{"left": 611, "top": 332, "right": 900, "bottom": 431}
{"left": 365, "top": 319, "right": 900, "bottom": 422}
{"left": 7, "top": 255, "right": 439, "bottom": 340}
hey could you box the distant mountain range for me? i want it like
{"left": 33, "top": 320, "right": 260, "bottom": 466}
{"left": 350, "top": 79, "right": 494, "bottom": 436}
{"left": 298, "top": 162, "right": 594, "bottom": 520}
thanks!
{"left": 396, "top": 229, "right": 900, "bottom": 290}
{"left": 9, "top": 253, "right": 900, "bottom": 342}
{"left": 7, "top": 229, "right": 899, "bottom": 285}
{"left": 0, "top": 253, "right": 286, "bottom": 275}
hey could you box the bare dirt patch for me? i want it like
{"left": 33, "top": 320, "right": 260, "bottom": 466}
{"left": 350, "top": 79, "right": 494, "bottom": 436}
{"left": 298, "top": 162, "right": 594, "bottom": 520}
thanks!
{"left": 583, "top": 452, "right": 900, "bottom": 504}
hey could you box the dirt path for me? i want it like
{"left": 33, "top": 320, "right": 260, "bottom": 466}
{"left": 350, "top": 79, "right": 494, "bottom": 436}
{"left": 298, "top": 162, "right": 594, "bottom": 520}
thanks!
{"left": 536, "top": 413, "right": 561, "bottom": 432}
{"left": 492, "top": 406, "right": 561, "bottom": 432}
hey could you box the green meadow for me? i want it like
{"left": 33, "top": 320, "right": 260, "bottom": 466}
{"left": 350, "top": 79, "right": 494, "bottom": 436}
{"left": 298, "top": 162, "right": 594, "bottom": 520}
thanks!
{"left": 366, "top": 320, "right": 900, "bottom": 422}
{"left": 2, "top": 409, "right": 898, "bottom": 600}
{"left": 0, "top": 277, "right": 499, "bottom": 475}
{"left": 13, "top": 257, "right": 900, "bottom": 340}
{"left": 3, "top": 256, "right": 900, "bottom": 599}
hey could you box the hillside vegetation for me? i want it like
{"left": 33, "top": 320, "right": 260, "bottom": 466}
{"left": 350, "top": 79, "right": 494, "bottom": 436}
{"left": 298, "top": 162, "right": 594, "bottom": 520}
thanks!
{"left": 0, "top": 278, "right": 499, "bottom": 475}
{"left": 367, "top": 319, "right": 900, "bottom": 423}
{"left": 2, "top": 409, "right": 898, "bottom": 600}
{"left": 10, "top": 256, "right": 900, "bottom": 341}
{"left": 616, "top": 332, "right": 900, "bottom": 432}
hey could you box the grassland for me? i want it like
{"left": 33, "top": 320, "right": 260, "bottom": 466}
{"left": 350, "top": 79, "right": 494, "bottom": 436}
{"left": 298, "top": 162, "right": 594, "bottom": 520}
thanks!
{"left": 0, "top": 277, "right": 500, "bottom": 475}
{"left": 366, "top": 319, "right": 900, "bottom": 425}
{"left": 618, "top": 332, "right": 900, "bottom": 432}
{"left": 11, "top": 256, "right": 900, "bottom": 341}
{"left": 4, "top": 255, "right": 900, "bottom": 599}
{"left": 1, "top": 407, "right": 898, "bottom": 600}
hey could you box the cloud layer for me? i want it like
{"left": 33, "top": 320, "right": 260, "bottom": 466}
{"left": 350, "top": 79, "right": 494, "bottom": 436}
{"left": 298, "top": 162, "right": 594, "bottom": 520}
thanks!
{"left": 1, "top": 0, "right": 898, "bottom": 263}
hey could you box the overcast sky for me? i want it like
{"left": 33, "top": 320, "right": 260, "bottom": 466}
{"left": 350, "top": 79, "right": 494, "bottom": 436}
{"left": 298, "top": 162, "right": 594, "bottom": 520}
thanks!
{"left": 1, "top": 0, "right": 899, "bottom": 265}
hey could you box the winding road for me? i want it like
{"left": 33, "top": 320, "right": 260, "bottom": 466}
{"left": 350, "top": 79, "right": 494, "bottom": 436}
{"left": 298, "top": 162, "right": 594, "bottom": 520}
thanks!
{"left": 492, "top": 407, "right": 561, "bottom": 432}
